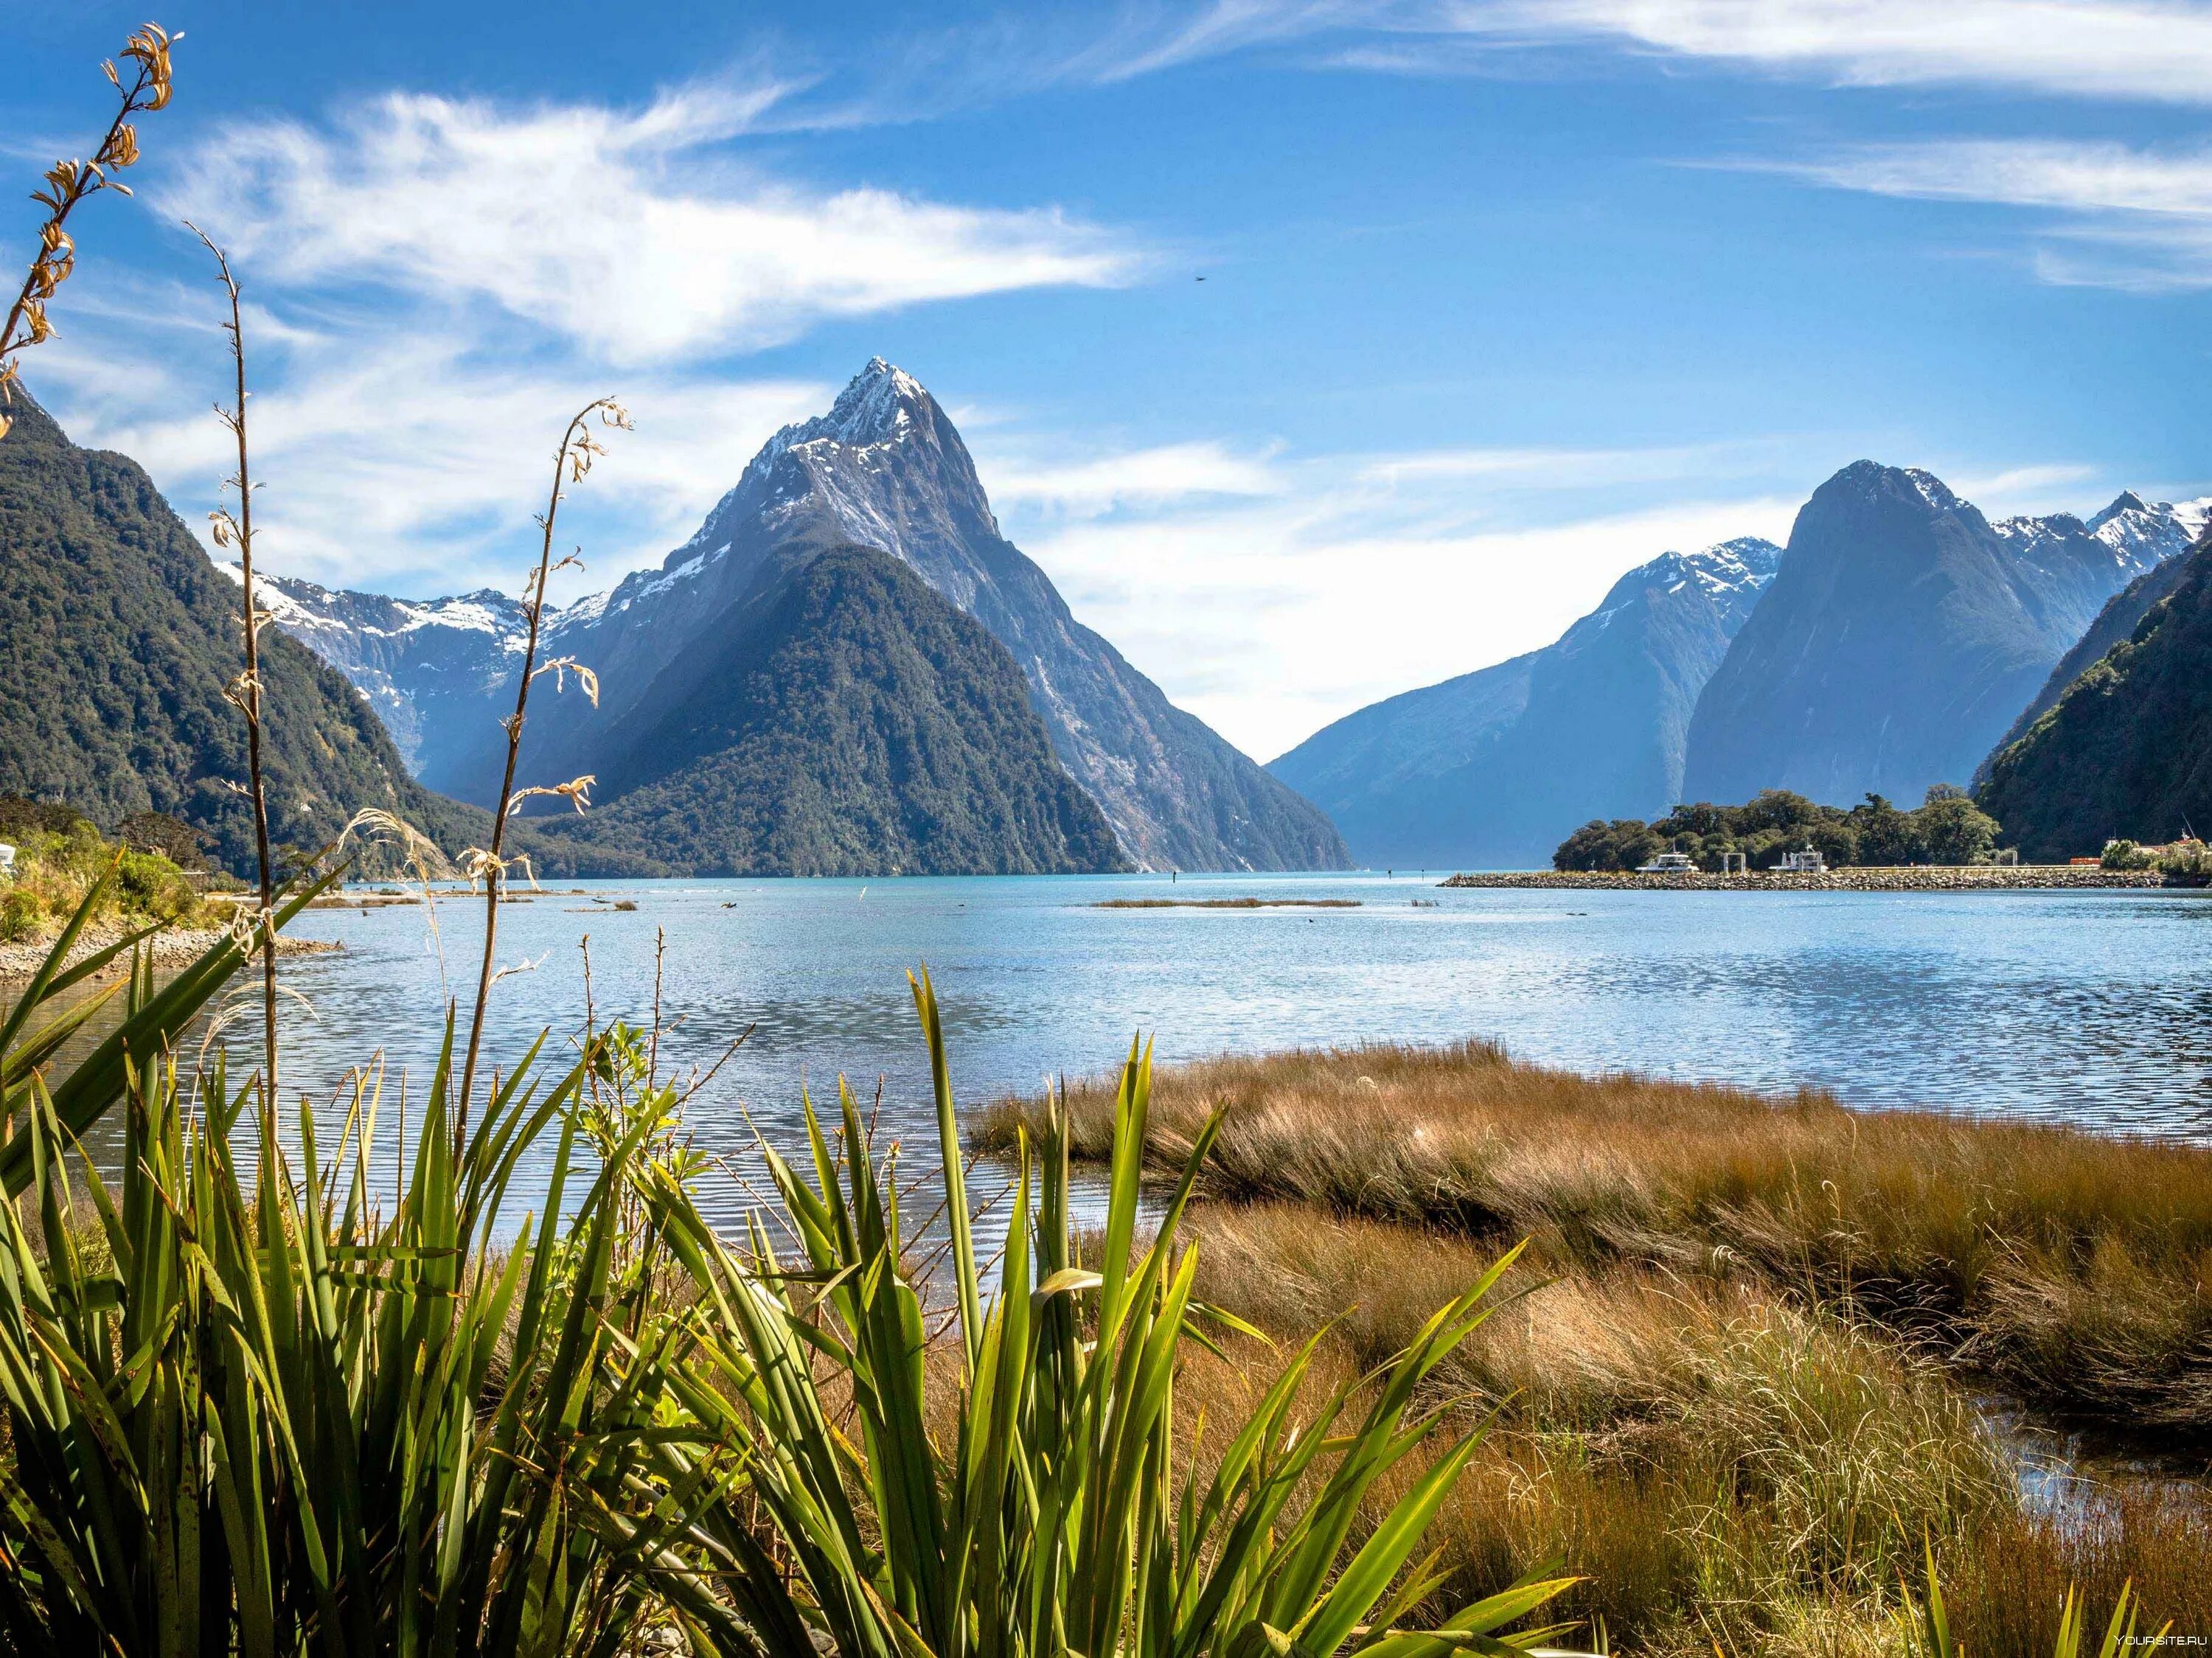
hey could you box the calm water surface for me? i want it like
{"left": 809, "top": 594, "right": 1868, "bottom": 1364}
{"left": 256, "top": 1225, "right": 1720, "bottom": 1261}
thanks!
{"left": 70, "top": 871, "right": 2212, "bottom": 1230}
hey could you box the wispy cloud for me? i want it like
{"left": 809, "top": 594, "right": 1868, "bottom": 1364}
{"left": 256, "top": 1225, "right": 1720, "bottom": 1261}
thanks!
{"left": 979, "top": 439, "right": 1284, "bottom": 515}
{"left": 32, "top": 307, "right": 832, "bottom": 599}
{"left": 19, "top": 74, "right": 1156, "bottom": 596}
{"left": 1096, "top": 0, "right": 2212, "bottom": 105}
{"left": 987, "top": 426, "right": 2145, "bottom": 759}
{"left": 984, "top": 434, "right": 1817, "bottom": 757}
{"left": 170, "top": 85, "right": 1144, "bottom": 366}
{"left": 1759, "top": 138, "right": 2212, "bottom": 290}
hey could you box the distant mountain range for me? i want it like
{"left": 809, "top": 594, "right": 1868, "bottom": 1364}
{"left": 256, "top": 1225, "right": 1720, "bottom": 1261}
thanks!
{"left": 1683, "top": 464, "right": 2200, "bottom": 808}
{"left": 10, "top": 355, "right": 2202, "bottom": 877}
{"left": 0, "top": 393, "right": 479, "bottom": 872}
{"left": 1273, "top": 462, "right": 2208, "bottom": 868}
{"left": 1269, "top": 538, "right": 1781, "bottom": 868}
{"left": 262, "top": 360, "right": 1346, "bottom": 875}
{"left": 1978, "top": 492, "right": 2212, "bottom": 777}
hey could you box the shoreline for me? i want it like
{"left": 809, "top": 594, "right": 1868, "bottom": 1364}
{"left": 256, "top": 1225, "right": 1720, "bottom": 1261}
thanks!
{"left": 0, "top": 924, "right": 343, "bottom": 986}
{"left": 1439, "top": 864, "right": 2173, "bottom": 891}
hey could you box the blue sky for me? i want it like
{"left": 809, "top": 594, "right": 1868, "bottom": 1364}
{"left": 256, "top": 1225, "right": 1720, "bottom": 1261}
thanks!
{"left": 10, "top": 1, "right": 2212, "bottom": 759}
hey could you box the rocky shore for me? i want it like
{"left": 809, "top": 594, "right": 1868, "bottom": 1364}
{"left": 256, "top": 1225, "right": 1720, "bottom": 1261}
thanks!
{"left": 0, "top": 924, "right": 343, "bottom": 984}
{"left": 1440, "top": 865, "right": 2172, "bottom": 891}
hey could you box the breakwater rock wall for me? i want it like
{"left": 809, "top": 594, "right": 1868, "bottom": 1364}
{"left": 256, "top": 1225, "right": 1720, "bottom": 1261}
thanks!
{"left": 1439, "top": 866, "right": 2173, "bottom": 892}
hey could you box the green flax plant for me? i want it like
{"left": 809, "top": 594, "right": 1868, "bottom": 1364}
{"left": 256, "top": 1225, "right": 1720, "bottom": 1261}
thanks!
{"left": 653, "top": 971, "right": 1586, "bottom": 1658}
{"left": 0, "top": 913, "right": 754, "bottom": 1657}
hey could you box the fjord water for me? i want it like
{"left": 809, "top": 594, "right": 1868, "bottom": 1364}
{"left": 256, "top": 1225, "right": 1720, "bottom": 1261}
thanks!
{"left": 114, "top": 871, "right": 2211, "bottom": 1231}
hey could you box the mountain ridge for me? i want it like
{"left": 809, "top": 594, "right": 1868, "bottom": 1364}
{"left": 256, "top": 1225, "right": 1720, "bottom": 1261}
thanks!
{"left": 1269, "top": 536, "right": 1781, "bottom": 868}
{"left": 0, "top": 391, "right": 483, "bottom": 873}
{"left": 1978, "top": 534, "right": 2212, "bottom": 858}
{"left": 265, "top": 360, "right": 1348, "bottom": 873}
{"left": 1680, "top": 463, "right": 2192, "bottom": 807}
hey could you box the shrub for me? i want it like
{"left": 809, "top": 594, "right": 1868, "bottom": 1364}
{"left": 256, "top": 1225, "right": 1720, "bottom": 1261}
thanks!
{"left": 115, "top": 809, "right": 209, "bottom": 871}
{"left": 2102, "top": 838, "right": 2154, "bottom": 871}
{"left": 2154, "top": 837, "right": 2212, "bottom": 882}
{"left": 0, "top": 885, "right": 41, "bottom": 941}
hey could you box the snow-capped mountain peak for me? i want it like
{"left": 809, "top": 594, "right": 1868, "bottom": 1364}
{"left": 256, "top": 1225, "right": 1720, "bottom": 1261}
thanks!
{"left": 757, "top": 357, "right": 931, "bottom": 470}
{"left": 2085, "top": 490, "right": 2212, "bottom": 569}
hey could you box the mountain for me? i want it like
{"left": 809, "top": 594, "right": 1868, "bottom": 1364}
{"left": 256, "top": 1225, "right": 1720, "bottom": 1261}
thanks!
{"left": 1269, "top": 537, "right": 1781, "bottom": 868}
{"left": 251, "top": 576, "right": 528, "bottom": 777}
{"left": 1979, "top": 537, "right": 2212, "bottom": 858}
{"left": 0, "top": 392, "right": 480, "bottom": 874}
{"left": 265, "top": 360, "right": 1346, "bottom": 874}
{"left": 1978, "top": 492, "right": 2212, "bottom": 775}
{"left": 528, "top": 545, "right": 1125, "bottom": 875}
{"left": 1680, "top": 464, "right": 2178, "bottom": 807}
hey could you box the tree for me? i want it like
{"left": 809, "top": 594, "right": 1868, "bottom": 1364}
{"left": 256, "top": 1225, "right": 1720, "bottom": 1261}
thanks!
{"left": 1554, "top": 818, "right": 1661, "bottom": 871}
{"left": 1913, "top": 793, "right": 2000, "bottom": 865}
{"left": 117, "top": 809, "right": 209, "bottom": 871}
{"left": 1851, "top": 793, "right": 1922, "bottom": 865}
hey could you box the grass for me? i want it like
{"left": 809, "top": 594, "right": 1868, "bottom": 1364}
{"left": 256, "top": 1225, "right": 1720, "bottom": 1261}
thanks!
{"left": 974, "top": 1039, "right": 2212, "bottom": 1437}
{"left": 1093, "top": 896, "right": 1366, "bottom": 908}
{"left": 0, "top": 865, "right": 1590, "bottom": 1654}
{"left": 1170, "top": 1203, "right": 2212, "bottom": 1651}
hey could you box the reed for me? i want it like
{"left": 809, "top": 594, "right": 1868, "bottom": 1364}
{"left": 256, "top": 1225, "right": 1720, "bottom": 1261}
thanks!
{"left": 975, "top": 1040, "right": 2212, "bottom": 1434}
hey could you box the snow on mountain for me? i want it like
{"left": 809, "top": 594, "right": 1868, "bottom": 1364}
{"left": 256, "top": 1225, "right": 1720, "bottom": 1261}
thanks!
{"left": 252, "top": 360, "right": 1346, "bottom": 872}
{"left": 1270, "top": 535, "right": 1782, "bottom": 868}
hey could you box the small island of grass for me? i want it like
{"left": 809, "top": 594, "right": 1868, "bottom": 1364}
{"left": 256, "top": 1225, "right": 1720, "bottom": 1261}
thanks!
{"left": 1091, "top": 896, "right": 1364, "bottom": 909}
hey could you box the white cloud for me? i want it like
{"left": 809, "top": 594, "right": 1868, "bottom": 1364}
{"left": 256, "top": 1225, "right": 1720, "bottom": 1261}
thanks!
{"left": 1025, "top": 487, "right": 1804, "bottom": 761}
{"left": 982, "top": 433, "right": 1811, "bottom": 759}
{"left": 1781, "top": 139, "right": 2212, "bottom": 216}
{"left": 172, "top": 86, "right": 1142, "bottom": 366}
{"left": 978, "top": 439, "right": 1283, "bottom": 515}
{"left": 1761, "top": 138, "right": 2212, "bottom": 289}
{"left": 32, "top": 308, "right": 831, "bottom": 599}
{"left": 1107, "top": 0, "right": 2212, "bottom": 104}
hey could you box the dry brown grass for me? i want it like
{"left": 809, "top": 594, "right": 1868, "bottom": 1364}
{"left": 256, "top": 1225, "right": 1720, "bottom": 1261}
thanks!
{"left": 1178, "top": 1204, "right": 2009, "bottom": 1649}
{"left": 1155, "top": 1203, "right": 2212, "bottom": 1653}
{"left": 975, "top": 1041, "right": 2212, "bottom": 1433}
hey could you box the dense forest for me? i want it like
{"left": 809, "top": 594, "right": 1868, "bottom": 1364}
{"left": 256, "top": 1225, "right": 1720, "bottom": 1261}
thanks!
{"left": 1978, "top": 540, "right": 2212, "bottom": 861}
{"left": 1555, "top": 786, "right": 2002, "bottom": 871}
{"left": 0, "top": 393, "right": 484, "bottom": 874}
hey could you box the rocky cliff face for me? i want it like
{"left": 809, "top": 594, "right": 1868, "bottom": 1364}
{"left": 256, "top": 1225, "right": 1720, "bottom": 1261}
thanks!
{"left": 1269, "top": 537, "right": 1780, "bottom": 868}
{"left": 268, "top": 360, "right": 1347, "bottom": 873}
{"left": 1681, "top": 464, "right": 2178, "bottom": 807}
{"left": 250, "top": 576, "right": 526, "bottom": 776}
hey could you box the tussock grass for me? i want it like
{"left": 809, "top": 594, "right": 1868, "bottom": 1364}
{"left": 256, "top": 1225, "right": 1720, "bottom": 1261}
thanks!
{"left": 975, "top": 1040, "right": 2212, "bottom": 1433}
{"left": 1181, "top": 1204, "right": 2013, "bottom": 1648}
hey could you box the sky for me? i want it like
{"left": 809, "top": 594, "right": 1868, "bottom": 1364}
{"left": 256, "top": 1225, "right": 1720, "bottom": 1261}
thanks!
{"left": 10, "top": 1, "right": 2212, "bottom": 762}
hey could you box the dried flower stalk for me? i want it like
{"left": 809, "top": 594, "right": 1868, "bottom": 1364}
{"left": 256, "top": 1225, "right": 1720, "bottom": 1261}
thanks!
{"left": 0, "top": 24, "right": 176, "bottom": 441}
{"left": 189, "top": 225, "right": 280, "bottom": 1108}
{"left": 456, "top": 399, "right": 627, "bottom": 1134}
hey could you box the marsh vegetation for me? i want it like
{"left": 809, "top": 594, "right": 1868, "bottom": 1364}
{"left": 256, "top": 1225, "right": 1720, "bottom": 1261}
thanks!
{"left": 978, "top": 1042, "right": 2212, "bottom": 1648}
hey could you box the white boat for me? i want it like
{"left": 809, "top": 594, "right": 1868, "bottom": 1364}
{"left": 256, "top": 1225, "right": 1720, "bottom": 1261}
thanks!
{"left": 1636, "top": 850, "right": 1698, "bottom": 874}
